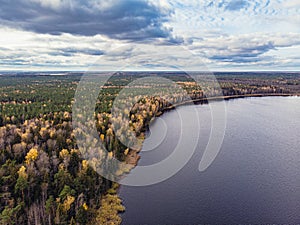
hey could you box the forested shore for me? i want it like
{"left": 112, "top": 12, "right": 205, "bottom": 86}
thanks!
{"left": 0, "top": 72, "right": 299, "bottom": 224}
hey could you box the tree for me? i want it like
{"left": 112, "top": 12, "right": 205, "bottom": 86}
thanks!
{"left": 0, "top": 204, "right": 22, "bottom": 225}
{"left": 15, "top": 166, "right": 28, "bottom": 201}
{"left": 45, "top": 196, "right": 56, "bottom": 225}
{"left": 75, "top": 204, "right": 90, "bottom": 225}
{"left": 25, "top": 148, "right": 38, "bottom": 165}
{"left": 59, "top": 185, "right": 75, "bottom": 201}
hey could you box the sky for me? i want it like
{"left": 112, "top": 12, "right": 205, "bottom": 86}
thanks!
{"left": 0, "top": 0, "right": 300, "bottom": 71}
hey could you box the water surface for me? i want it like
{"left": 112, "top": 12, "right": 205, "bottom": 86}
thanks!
{"left": 120, "top": 97, "right": 300, "bottom": 224}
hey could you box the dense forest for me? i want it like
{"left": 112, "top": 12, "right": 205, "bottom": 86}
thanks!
{"left": 0, "top": 72, "right": 299, "bottom": 224}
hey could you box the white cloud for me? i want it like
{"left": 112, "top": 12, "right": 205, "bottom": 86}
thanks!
{"left": 0, "top": 0, "right": 299, "bottom": 70}
{"left": 28, "top": 0, "right": 72, "bottom": 10}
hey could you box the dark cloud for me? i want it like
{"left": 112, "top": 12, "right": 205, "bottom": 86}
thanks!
{"left": 0, "top": 59, "right": 28, "bottom": 66}
{"left": 0, "top": 47, "right": 10, "bottom": 51}
{"left": 210, "top": 55, "right": 261, "bottom": 63}
{"left": 0, "top": 0, "right": 176, "bottom": 42}
{"left": 208, "top": 42, "right": 275, "bottom": 63}
{"left": 51, "top": 48, "right": 105, "bottom": 56}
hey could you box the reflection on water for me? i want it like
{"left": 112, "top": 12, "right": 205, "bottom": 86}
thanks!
{"left": 120, "top": 97, "right": 300, "bottom": 225}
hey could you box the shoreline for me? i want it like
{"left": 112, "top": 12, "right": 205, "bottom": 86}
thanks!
{"left": 125, "top": 93, "right": 299, "bottom": 166}
{"left": 162, "top": 93, "right": 299, "bottom": 113}
{"left": 119, "top": 93, "right": 299, "bottom": 223}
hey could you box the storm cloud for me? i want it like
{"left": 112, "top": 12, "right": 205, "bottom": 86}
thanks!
{"left": 0, "top": 0, "right": 175, "bottom": 41}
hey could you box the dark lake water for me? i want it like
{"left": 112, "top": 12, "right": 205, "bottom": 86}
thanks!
{"left": 119, "top": 97, "right": 300, "bottom": 225}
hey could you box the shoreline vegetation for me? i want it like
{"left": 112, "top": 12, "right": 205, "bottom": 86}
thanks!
{"left": 0, "top": 72, "right": 299, "bottom": 224}
{"left": 117, "top": 93, "right": 300, "bottom": 224}
{"left": 124, "top": 93, "right": 300, "bottom": 167}
{"left": 162, "top": 93, "right": 300, "bottom": 113}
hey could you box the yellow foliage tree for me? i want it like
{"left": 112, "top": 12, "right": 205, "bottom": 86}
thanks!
{"left": 25, "top": 148, "right": 38, "bottom": 164}
{"left": 96, "top": 193, "right": 125, "bottom": 225}
{"left": 39, "top": 127, "right": 48, "bottom": 138}
{"left": 100, "top": 134, "right": 105, "bottom": 142}
{"left": 82, "top": 160, "right": 88, "bottom": 171}
{"left": 124, "top": 148, "right": 129, "bottom": 156}
{"left": 49, "top": 129, "right": 56, "bottom": 138}
{"left": 82, "top": 202, "right": 88, "bottom": 211}
{"left": 59, "top": 149, "right": 69, "bottom": 158}
{"left": 21, "top": 132, "right": 30, "bottom": 143}
{"left": 18, "top": 166, "right": 28, "bottom": 179}
{"left": 62, "top": 195, "right": 75, "bottom": 212}
{"left": 63, "top": 111, "right": 71, "bottom": 119}
{"left": 70, "top": 149, "right": 78, "bottom": 154}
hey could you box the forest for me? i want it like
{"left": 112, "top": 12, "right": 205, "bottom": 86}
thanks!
{"left": 0, "top": 72, "right": 299, "bottom": 224}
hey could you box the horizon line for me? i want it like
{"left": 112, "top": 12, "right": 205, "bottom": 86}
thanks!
{"left": 0, "top": 70, "right": 300, "bottom": 73}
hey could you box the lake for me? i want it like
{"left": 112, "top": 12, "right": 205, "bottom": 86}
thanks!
{"left": 119, "top": 97, "right": 300, "bottom": 224}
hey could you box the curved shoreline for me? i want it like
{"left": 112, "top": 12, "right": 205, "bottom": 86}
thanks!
{"left": 161, "top": 93, "right": 300, "bottom": 114}
{"left": 119, "top": 93, "right": 300, "bottom": 223}
{"left": 119, "top": 95, "right": 300, "bottom": 225}
{"left": 128, "top": 93, "right": 299, "bottom": 161}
